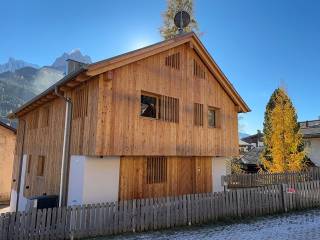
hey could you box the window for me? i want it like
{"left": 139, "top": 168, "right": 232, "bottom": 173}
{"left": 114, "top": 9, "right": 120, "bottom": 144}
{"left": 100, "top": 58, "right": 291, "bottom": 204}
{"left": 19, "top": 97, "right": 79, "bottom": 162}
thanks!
{"left": 29, "top": 110, "right": 39, "bottom": 129}
{"left": 141, "top": 94, "right": 158, "bottom": 118}
{"left": 73, "top": 85, "right": 88, "bottom": 119}
{"left": 37, "top": 156, "right": 45, "bottom": 176}
{"left": 193, "top": 59, "right": 205, "bottom": 79}
{"left": 27, "top": 155, "right": 32, "bottom": 174}
{"left": 165, "top": 52, "right": 180, "bottom": 70}
{"left": 208, "top": 107, "right": 217, "bottom": 128}
{"left": 146, "top": 156, "right": 167, "bottom": 184}
{"left": 159, "top": 95, "right": 179, "bottom": 123}
{"left": 141, "top": 93, "right": 179, "bottom": 123}
{"left": 40, "top": 106, "right": 50, "bottom": 127}
{"left": 194, "top": 103, "right": 204, "bottom": 126}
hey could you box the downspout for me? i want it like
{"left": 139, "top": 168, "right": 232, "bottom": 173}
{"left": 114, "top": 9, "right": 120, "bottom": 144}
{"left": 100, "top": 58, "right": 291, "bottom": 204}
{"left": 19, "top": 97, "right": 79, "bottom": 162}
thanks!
{"left": 55, "top": 86, "right": 73, "bottom": 207}
{"left": 15, "top": 119, "right": 26, "bottom": 212}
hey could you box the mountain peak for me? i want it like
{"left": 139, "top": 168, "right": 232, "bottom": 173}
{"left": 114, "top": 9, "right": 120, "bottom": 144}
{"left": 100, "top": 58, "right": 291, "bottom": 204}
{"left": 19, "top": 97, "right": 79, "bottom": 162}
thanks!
{"left": 51, "top": 49, "right": 92, "bottom": 72}
{"left": 0, "top": 58, "right": 39, "bottom": 73}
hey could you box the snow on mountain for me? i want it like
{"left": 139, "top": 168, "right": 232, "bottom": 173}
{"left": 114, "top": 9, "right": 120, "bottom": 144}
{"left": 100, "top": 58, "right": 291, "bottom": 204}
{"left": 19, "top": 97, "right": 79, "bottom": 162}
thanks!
{"left": 0, "top": 57, "right": 39, "bottom": 73}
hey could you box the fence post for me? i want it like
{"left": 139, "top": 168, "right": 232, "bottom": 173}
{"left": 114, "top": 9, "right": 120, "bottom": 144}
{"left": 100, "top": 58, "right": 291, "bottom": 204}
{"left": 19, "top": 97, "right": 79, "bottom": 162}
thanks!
{"left": 281, "top": 184, "right": 287, "bottom": 212}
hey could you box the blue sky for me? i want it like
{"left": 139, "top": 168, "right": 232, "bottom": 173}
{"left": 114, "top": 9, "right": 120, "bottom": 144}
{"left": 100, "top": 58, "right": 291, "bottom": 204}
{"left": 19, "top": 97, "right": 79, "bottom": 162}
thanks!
{"left": 1, "top": 0, "right": 320, "bottom": 134}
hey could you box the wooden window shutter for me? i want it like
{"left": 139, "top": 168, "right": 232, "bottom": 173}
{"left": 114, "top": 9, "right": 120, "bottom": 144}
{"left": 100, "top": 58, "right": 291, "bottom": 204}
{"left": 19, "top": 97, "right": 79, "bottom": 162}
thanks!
{"left": 37, "top": 156, "right": 45, "bottom": 176}
{"left": 29, "top": 110, "right": 39, "bottom": 129}
{"left": 194, "top": 103, "right": 204, "bottom": 126}
{"left": 40, "top": 106, "right": 50, "bottom": 127}
{"left": 165, "top": 52, "right": 180, "bottom": 70}
{"left": 159, "top": 95, "right": 179, "bottom": 123}
{"left": 193, "top": 59, "right": 205, "bottom": 79}
{"left": 146, "top": 156, "right": 167, "bottom": 184}
{"left": 73, "top": 85, "right": 89, "bottom": 119}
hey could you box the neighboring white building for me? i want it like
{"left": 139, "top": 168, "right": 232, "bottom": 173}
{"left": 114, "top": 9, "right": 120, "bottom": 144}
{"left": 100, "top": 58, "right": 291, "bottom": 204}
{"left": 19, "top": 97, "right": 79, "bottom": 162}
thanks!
{"left": 300, "top": 120, "right": 320, "bottom": 166}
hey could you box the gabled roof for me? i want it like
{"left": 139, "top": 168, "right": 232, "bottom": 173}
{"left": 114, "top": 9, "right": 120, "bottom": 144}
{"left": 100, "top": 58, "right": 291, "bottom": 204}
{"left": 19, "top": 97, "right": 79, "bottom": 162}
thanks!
{"left": 0, "top": 120, "right": 16, "bottom": 133}
{"left": 8, "top": 32, "right": 250, "bottom": 119}
{"left": 240, "top": 147, "right": 264, "bottom": 165}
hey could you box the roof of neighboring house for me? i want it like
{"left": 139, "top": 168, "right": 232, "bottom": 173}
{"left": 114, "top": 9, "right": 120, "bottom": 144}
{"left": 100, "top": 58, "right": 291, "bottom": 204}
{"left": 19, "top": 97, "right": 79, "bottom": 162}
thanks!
{"left": 0, "top": 120, "right": 16, "bottom": 133}
{"left": 8, "top": 32, "right": 250, "bottom": 119}
{"left": 239, "top": 139, "right": 251, "bottom": 146}
{"left": 240, "top": 147, "right": 264, "bottom": 165}
{"left": 299, "top": 120, "right": 320, "bottom": 138}
{"left": 241, "top": 131, "right": 264, "bottom": 144}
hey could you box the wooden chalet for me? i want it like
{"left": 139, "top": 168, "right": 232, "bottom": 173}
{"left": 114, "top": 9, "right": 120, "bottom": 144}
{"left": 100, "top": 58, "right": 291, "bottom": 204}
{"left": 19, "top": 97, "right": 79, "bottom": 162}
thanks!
{"left": 8, "top": 32, "right": 250, "bottom": 210}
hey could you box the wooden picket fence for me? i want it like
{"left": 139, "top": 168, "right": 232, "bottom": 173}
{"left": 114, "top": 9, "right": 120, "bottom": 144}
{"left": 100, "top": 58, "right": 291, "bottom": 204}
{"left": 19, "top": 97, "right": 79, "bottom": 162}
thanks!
{"left": 1, "top": 180, "right": 320, "bottom": 239}
{"left": 222, "top": 167, "right": 320, "bottom": 188}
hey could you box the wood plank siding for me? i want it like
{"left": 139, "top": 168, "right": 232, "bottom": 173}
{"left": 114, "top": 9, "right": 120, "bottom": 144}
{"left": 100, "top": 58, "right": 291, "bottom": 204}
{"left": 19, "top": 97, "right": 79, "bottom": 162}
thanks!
{"left": 11, "top": 79, "right": 99, "bottom": 197}
{"left": 119, "top": 156, "right": 212, "bottom": 200}
{"left": 11, "top": 40, "right": 240, "bottom": 199}
{"left": 95, "top": 44, "right": 238, "bottom": 157}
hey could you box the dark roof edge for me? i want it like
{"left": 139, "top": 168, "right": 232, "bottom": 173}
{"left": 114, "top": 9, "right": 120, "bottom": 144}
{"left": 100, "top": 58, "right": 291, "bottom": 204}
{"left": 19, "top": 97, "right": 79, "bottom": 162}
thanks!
{"left": 0, "top": 120, "right": 16, "bottom": 133}
{"left": 8, "top": 67, "right": 87, "bottom": 119}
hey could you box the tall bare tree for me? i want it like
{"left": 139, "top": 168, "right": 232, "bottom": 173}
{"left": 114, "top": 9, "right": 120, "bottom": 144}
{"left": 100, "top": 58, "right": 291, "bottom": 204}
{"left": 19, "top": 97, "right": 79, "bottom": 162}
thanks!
{"left": 160, "top": 0, "right": 199, "bottom": 39}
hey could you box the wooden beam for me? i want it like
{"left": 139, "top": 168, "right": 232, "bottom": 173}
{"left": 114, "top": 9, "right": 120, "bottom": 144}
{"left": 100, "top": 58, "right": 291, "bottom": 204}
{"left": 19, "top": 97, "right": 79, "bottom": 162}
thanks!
{"left": 66, "top": 81, "right": 80, "bottom": 87}
{"left": 59, "top": 86, "right": 71, "bottom": 92}
{"left": 75, "top": 73, "right": 90, "bottom": 82}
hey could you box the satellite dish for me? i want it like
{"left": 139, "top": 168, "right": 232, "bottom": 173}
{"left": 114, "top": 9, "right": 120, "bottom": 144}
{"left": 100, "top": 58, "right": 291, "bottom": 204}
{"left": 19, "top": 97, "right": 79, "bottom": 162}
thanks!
{"left": 174, "top": 10, "right": 191, "bottom": 33}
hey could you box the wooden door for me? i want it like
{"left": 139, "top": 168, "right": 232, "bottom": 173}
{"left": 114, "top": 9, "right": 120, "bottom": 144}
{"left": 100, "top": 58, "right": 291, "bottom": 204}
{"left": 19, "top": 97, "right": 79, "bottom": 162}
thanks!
{"left": 178, "top": 157, "right": 196, "bottom": 195}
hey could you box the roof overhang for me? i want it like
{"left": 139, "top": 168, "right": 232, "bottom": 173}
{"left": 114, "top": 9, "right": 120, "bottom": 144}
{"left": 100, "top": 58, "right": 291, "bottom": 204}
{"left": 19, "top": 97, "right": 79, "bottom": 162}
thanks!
{"left": 87, "top": 32, "right": 250, "bottom": 113}
{"left": 8, "top": 32, "right": 250, "bottom": 119}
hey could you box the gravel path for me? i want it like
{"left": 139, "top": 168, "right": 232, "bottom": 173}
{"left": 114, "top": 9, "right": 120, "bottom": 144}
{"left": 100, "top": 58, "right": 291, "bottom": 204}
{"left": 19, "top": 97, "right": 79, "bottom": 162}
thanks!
{"left": 91, "top": 209, "right": 320, "bottom": 240}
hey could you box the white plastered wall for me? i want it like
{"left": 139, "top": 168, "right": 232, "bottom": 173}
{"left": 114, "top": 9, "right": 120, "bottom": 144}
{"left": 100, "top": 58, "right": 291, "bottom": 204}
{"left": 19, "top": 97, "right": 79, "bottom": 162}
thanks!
{"left": 10, "top": 154, "right": 28, "bottom": 212}
{"left": 307, "top": 138, "right": 320, "bottom": 166}
{"left": 68, "top": 155, "right": 120, "bottom": 206}
{"left": 212, "top": 157, "right": 228, "bottom": 192}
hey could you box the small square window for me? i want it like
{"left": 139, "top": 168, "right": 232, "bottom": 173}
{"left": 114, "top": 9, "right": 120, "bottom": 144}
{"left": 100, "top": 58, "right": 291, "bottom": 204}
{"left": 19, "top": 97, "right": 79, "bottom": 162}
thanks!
{"left": 146, "top": 156, "right": 167, "bottom": 184}
{"left": 208, "top": 108, "right": 217, "bottom": 128}
{"left": 37, "top": 156, "right": 45, "bottom": 176}
{"left": 141, "top": 94, "right": 158, "bottom": 118}
{"left": 27, "top": 155, "right": 32, "bottom": 174}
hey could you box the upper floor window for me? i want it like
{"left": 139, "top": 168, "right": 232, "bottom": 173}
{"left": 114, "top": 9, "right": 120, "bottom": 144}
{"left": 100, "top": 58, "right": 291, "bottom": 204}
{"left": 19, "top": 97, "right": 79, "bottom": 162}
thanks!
{"left": 141, "top": 93, "right": 158, "bottom": 119}
{"left": 165, "top": 52, "right": 180, "bottom": 70}
{"left": 194, "top": 103, "right": 204, "bottom": 126}
{"left": 141, "top": 92, "right": 179, "bottom": 123}
{"left": 208, "top": 107, "right": 217, "bottom": 128}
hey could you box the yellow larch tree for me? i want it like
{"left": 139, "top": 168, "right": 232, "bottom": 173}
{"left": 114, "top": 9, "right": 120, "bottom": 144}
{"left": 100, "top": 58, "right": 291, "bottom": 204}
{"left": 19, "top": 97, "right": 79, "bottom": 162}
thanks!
{"left": 261, "top": 88, "right": 306, "bottom": 173}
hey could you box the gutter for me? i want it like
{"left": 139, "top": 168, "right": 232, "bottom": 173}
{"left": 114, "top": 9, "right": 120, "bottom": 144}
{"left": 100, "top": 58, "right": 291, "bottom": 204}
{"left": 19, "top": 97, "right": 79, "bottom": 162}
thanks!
{"left": 55, "top": 86, "right": 73, "bottom": 207}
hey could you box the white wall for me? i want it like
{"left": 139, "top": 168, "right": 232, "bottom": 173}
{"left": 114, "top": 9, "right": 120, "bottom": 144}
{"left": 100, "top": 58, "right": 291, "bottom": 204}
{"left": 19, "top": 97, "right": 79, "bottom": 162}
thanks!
{"left": 67, "top": 155, "right": 86, "bottom": 205}
{"left": 68, "top": 156, "right": 120, "bottom": 206}
{"left": 10, "top": 154, "right": 28, "bottom": 212}
{"left": 307, "top": 138, "right": 320, "bottom": 166}
{"left": 212, "top": 157, "right": 228, "bottom": 192}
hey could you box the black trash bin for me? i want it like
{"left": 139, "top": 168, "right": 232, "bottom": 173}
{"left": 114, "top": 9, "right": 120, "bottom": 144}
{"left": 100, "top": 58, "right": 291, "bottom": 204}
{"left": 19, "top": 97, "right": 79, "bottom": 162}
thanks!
{"left": 30, "top": 195, "right": 59, "bottom": 209}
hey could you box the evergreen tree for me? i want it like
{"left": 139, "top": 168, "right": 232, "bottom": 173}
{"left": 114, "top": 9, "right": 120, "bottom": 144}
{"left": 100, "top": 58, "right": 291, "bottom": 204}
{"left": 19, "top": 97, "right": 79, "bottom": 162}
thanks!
{"left": 160, "top": 0, "right": 199, "bottom": 39}
{"left": 261, "top": 88, "right": 305, "bottom": 173}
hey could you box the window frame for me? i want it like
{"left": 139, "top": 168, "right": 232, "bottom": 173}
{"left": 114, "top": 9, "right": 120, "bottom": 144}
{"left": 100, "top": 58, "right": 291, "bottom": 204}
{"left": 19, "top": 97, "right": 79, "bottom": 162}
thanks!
{"left": 208, "top": 106, "right": 219, "bottom": 128}
{"left": 140, "top": 92, "right": 160, "bottom": 120}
